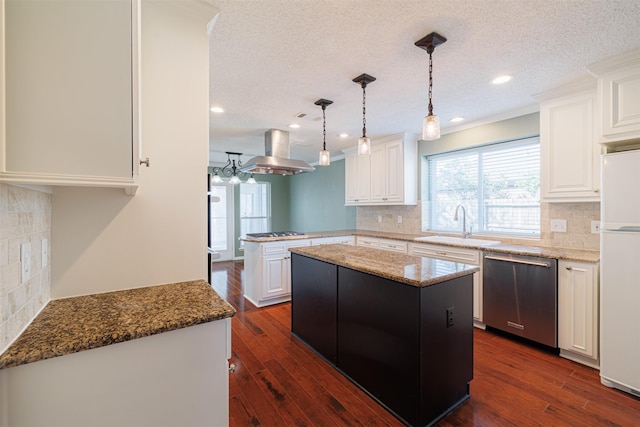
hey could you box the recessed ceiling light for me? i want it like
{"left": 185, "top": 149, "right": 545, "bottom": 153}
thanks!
{"left": 450, "top": 116, "right": 465, "bottom": 123}
{"left": 288, "top": 123, "right": 300, "bottom": 129}
{"left": 338, "top": 133, "right": 349, "bottom": 138}
{"left": 210, "top": 106, "right": 225, "bottom": 113}
{"left": 492, "top": 75, "right": 513, "bottom": 85}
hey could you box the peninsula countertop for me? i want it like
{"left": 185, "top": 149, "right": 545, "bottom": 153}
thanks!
{"left": 290, "top": 244, "right": 479, "bottom": 287}
{"left": 0, "top": 279, "right": 236, "bottom": 370}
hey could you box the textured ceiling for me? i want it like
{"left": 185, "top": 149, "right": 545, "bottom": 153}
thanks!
{"left": 208, "top": 0, "right": 640, "bottom": 165}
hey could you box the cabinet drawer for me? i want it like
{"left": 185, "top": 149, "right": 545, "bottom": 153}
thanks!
{"left": 378, "top": 238, "right": 408, "bottom": 253}
{"left": 262, "top": 243, "right": 288, "bottom": 254}
{"left": 356, "top": 236, "right": 380, "bottom": 248}
{"left": 333, "top": 236, "right": 355, "bottom": 245}
{"left": 409, "top": 243, "right": 480, "bottom": 265}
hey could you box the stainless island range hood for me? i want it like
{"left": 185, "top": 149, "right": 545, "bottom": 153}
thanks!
{"left": 240, "top": 129, "right": 315, "bottom": 175}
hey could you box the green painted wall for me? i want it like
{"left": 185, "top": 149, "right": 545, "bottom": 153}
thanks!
{"left": 288, "top": 159, "right": 356, "bottom": 232}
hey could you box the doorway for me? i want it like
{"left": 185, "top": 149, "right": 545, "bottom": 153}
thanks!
{"left": 209, "top": 183, "right": 234, "bottom": 261}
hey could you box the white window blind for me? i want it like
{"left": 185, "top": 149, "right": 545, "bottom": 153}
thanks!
{"left": 426, "top": 137, "right": 540, "bottom": 236}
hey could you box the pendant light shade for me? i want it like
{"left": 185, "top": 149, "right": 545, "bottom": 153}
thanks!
{"left": 415, "top": 32, "right": 447, "bottom": 141}
{"left": 353, "top": 74, "right": 376, "bottom": 155}
{"left": 314, "top": 98, "right": 333, "bottom": 166}
{"left": 423, "top": 115, "right": 440, "bottom": 140}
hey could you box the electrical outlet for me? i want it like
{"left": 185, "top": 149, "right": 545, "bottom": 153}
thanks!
{"left": 591, "top": 220, "right": 600, "bottom": 234}
{"left": 42, "top": 238, "right": 49, "bottom": 268}
{"left": 446, "top": 306, "right": 455, "bottom": 328}
{"left": 550, "top": 219, "right": 567, "bottom": 233}
{"left": 377, "top": 215, "right": 382, "bottom": 223}
{"left": 397, "top": 215, "right": 402, "bottom": 224}
{"left": 21, "top": 242, "right": 31, "bottom": 284}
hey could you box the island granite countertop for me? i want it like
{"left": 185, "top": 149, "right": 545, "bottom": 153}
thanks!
{"left": 290, "top": 244, "right": 479, "bottom": 287}
{"left": 0, "top": 279, "right": 236, "bottom": 370}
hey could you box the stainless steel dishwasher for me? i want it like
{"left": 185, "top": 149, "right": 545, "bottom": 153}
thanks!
{"left": 483, "top": 253, "right": 558, "bottom": 348}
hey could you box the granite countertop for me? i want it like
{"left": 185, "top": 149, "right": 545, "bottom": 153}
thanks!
{"left": 243, "top": 229, "right": 600, "bottom": 263}
{"left": 0, "top": 280, "right": 236, "bottom": 370}
{"left": 241, "top": 229, "right": 359, "bottom": 242}
{"left": 290, "top": 244, "right": 479, "bottom": 287}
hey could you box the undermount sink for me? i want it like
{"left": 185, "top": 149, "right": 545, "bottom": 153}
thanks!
{"left": 414, "top": 235, "right": 501, "bottom": 247}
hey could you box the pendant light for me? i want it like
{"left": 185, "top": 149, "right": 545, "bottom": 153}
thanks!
{"left": 314, "top": 98, "right": 333, "bottom": 166}
{"left": 352, "top": 74, "right": 376, "bottom": 155}
{"left": 415, "top": 32, "right": 447, "bottom": 141}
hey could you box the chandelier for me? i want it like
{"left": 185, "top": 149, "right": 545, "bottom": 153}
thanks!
{"left": 211, "top": 152, "right": 256, "bottom": 185}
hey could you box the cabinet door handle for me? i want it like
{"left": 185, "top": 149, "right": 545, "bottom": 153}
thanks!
{"left": 565, "top": 266, "right": 573, "bottom": 270}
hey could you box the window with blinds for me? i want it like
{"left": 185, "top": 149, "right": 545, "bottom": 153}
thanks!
{"left": 425, "top": 137, "right": 540, "bottom": 236}
{"left": 240, "top": 182, "right": 271, "bottom": 246}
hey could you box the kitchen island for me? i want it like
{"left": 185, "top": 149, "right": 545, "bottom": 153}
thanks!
{"left": 289, "top": 244, "right": 478, "bottom": 427}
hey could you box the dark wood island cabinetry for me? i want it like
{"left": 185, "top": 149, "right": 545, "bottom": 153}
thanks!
{"left": 290, "top": 245, "right": 478, "bottom": 427}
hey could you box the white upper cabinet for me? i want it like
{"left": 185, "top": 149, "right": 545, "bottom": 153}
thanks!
{"left": 537, "top": 80, "right": 601, "bottom": 202}
{"left": 588, "top": 49, "right": 640, "bottom": 149}
{"left": 1, "top": 0, "right": 140, "bottom": 194}
{"left": 343, "top": 133, "right": 417, "bottom": 206}
{"left": 344, "top": 147, "right": 371, "bottom": 204}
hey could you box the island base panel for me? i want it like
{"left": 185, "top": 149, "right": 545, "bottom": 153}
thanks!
{"left": 291, "top": 253, "right": 338, "bottom": 364}
{"left": 338, "top": 267, "right": 421, "bottom": 425}
{"left": 419, "top": 276, "right": 474, "bottom": 425}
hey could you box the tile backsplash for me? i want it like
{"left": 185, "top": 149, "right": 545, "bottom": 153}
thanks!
{"left": 0, "top": 184, "right": 51, "bottom": 353}
{"left": 357, "top": 201, "right": 600, "bottom": 251}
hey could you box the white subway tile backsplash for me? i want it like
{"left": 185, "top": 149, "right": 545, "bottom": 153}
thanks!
{"left": 0, "top": 184, "right": 51, "bottom": 353}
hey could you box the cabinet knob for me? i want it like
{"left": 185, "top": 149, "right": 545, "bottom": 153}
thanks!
{"left": 594, "top": 188, "right": 600, "bottom": 193}
{"left": 140, "top": 157, "right": 150, "bottom": 167}
{"left": 566, "top": 266, "right": 573, "bottom": 270}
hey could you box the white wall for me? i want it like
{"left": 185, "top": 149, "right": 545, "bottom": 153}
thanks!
{"left": 51, "top": 0, "right": 218, "bottom": 298}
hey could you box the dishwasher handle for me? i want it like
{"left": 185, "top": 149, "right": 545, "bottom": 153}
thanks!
{"left": 484, "top": 254, "right": 551, "bottom": 268}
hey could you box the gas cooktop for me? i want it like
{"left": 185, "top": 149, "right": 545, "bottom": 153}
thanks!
{"left": 246, "top": 231, "right": 305, "bottom": 238}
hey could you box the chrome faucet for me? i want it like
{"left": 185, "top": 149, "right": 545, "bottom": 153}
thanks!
{"left": 454, "top": 205, "right": 471, "bottom": 238}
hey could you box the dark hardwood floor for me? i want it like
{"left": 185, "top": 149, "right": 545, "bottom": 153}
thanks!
{"left": 212, "top": 260, "right": 640, "bottom": 427}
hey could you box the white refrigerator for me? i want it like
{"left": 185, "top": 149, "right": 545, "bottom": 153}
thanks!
{"left": 600, "top": 149, "right": 640, "bottom": 397}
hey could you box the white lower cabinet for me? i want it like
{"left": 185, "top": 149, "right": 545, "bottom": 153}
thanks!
{"left": 245, "top": 236, "right": 356, "bottom": 307}
{"left": 1, "top": 320, "right": 231, "bottom": 427}
{"left": 356, "top": 236, "right": 408, "bottom": 253}
{"left": 409, "top": 243, "right": 484, "bottom": 327}
{"left": 558, "top": 260, "right": 600, "bottom": 367}
{"left": 244, "top": 239, "right": 311, "bottom": 307}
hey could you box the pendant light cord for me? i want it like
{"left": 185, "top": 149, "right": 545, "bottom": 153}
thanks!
{"left": 428, "top": 51, "right": 434, "bottom": 116}
{"left": 361, "top": 82, "right": 367, "bottom": 137}
{"left": 322, "top": 105, "right": 327, "bottom": 150}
